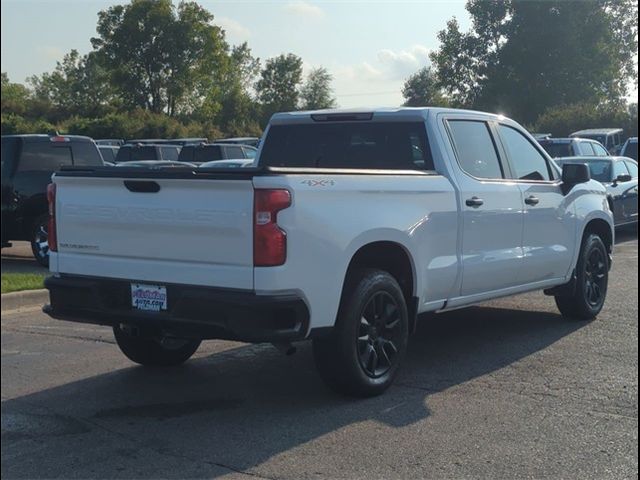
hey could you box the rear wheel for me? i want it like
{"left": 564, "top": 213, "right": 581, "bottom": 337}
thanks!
{"left": 30, "top": 214, "right": 50, "bottom": 267}
{"left": 313, "top": 269, "right": 409, "bottom": 397}
{"left": 555, "top": 233, "right": 608, "bottom": 320}
{"left": 113, "top": 325, "right": 201, "bottom": 366}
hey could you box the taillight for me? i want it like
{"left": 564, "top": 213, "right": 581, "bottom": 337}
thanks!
{"left": 254, "top": 189, "right": 291, "bottom": 266}
{"left": 47, "top": 183, "right": 57, "bottom": 252}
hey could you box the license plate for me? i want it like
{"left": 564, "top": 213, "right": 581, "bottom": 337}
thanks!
{"left": 131, "top": 283, "right": 168, "bottom": 312}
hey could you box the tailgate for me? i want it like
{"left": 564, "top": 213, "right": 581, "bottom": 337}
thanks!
{"left": 53, "top": 175, "right": 255, "bottom": 290}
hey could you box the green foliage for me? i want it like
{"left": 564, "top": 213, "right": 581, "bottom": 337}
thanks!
{"left": 28, "top": 50, "right": 115, "bottom": 121}
{"left": 1, "top": 273, "right": 46, "bottom": 294}
{"left": 1, "top": 113, "right": 55, "bottom": 135}
{"left": 91, "top": 0, "right": 228, "bottom": 115}
{"left": 299, "top": 67, "right": 337, "bottom": 110}
{"left": 1, "top": 73, "right": 31, "bottom": 116}
{"left": 430, "top": 0, "right": 638, "bottom": 122}
{"left": 256, "top": 53, "right": 304, "bottom": 122}
{"left": 533, "top": 102, "right": 639, "bottom": 138}
{"left": 402, "top": 66, "right": 448, "bottom": 107}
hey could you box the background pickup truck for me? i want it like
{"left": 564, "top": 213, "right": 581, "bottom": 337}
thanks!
{"left": 44, "top": 108, "right": 614, "bottom": 397}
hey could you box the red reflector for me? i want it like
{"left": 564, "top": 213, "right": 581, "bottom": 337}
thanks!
{"left": 47, "top": 183, "right": 57, "bottom": 252}
{"left": 254, "top": 189, "right": 291, "bottom": 267}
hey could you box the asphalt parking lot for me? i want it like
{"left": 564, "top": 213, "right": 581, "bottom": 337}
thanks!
{"left": 2, "top": 231, "right": 638, "bottom": 479}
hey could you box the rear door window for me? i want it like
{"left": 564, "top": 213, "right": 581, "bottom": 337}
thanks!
{"left": 225, "top": 146, "right": 244, "bottom": 159}
{"left": 72, "top": 142, "right": 102, "bottom": 165}
{"left": 613, "top": 161, "right": 630, "bottom": 179}
{"left": 17, "top": 142, "right": 73, "bottom": 172}
{"left": 447, "top": 120, "right": 503, "bottom": 179}
{"left": 592, "top": 143, "right": 609, "bottom": 156}
{"left": 624, "top": 160, "right": 638, "bottom": 178}
{"left": 242, "top": 146, "right": 257, "bottom": 159}
{"left": 261, "top": 121, "right": 433, "bottom": 170}
{"left": 497, "top": 125, "right": 553, "bottom": 181}
{"left": 579, "top": 142, "right": 596, "bottom": 155}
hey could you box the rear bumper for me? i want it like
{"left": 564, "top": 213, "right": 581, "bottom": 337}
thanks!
{"left": 43, "top": 275, "right": 310, "bottom": 343}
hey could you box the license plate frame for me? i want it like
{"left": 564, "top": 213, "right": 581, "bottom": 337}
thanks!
{"left": 131, "top": 283, "right": 168, "bottom": 312}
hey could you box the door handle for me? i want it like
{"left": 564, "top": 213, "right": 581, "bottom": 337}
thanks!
{"left": 465, "top": 196, "right": 484, "bottom": 207}
{"left": 525, "top": 195, "right": 540, "bottom": 206}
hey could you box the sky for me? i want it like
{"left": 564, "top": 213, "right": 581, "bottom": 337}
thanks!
{"left": 0, "top": 0, "right": 471, "bottom": 108}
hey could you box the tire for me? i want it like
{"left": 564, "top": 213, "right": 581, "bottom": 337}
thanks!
{"left": 113, "top": 325, "right": 201, "bottom": 367}
{"left": 555, "top": 233, "right": 609, "bottom": 320}
{"left": 313, "top": 269, "right": 409, "bottom": 397}
{"left": 30, "top": 214, "right": 50, "bottom": 268}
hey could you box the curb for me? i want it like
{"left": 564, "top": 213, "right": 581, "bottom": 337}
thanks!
{"left": 1, "top": 289, "right": 49, "bottom": 313}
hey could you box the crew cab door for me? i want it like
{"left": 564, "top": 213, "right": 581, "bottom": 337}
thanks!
{"left": 495, "top": 124, "right": 575, "bottom": 284}
{"left": 445, "top": 118, "right": 524, "bottom": 297}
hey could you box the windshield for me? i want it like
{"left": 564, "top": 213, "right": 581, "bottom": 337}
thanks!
{"left": 540, "top": 143, "right": 572, "bottom": 158}
{"left": 556, "top": 159, "right": 612, "bottom": 182}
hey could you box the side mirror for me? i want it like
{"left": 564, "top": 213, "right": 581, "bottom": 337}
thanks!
{"left": 561, "top": 163, "right": 591, "bottom": 195}
{"left": 614, "top": 174, "right": 632, "bottom": 184}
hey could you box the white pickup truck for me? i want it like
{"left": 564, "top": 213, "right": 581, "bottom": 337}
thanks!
{"left": 44, "top": 108, "right": 614, "bottom": 397}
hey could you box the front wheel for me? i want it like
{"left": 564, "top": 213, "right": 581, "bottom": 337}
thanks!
{"left": 555, "top": 233, "right": 609, "bottom": 320}
{"left": 30, "top": 214, "right": 50, "bottom": 268}
{"left": 313, "top": 269, "right": 409, "bottom": 397}
{"left": 113, "top": 325, "right": 201, "bottom": 366}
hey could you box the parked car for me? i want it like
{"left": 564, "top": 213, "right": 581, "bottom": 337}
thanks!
{"left": 570, "top": 128, "right": 624, "bottom": 154}
{"left": 554, "top": 156, "right": 638, "bottom": 227}
{"left": 620, "top": 137, "right": 638, "bottom": 161}
{"left": 97, "top": 145, "right": 119, "bottom": 164}
{"left": 214, "top": 137, "right": 260, "bottom": 148}
{"left": 115, "top": 160, "right": 196, "bottom": 168}
{"left": 95, "top": 139, "right": 124, "bottom": 146}
{"left": 538, "top": 137, "right": 609, "bottom": 158}
{"left": 44, "top": 107, "right": 614, "bottom": 397}
{"left": 177, "top": 143, "right": 257, "bottom": 164}
{"left": 1, "top": 134, "right": 103, "bottom": 266}
{"left": 114, "top": 144, "right": 181, "bottom": 163}
{"left": 199, "top": 159, "right": 255, "bottom": 168}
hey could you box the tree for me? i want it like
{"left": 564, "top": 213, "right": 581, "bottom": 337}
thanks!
{"left": 430, "top": 0, "right": 638, "bottom": 123}
{"left": 211, "top": 42, "right": 262, "bottom": 134}
{"left": 91, "top": 0, "right": 228, "bottom": 115}
{"left": 28, "top": 50, "right": 115, "bottom": 120}
{"left": 401, "top": 66, "right": 448, "bottom": 107}
{"left": 1, "top": 72, "right": 31, "bottom": 116}
{"left": 299, "top": 67, "right": 336, "bottom": 110}
{"left": 256, "top": 53, "right": 303, "bottom": 120}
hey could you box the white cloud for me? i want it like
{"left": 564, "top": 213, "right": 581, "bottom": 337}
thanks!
{"left": 215, "top": 17, "right": 251, "bottom": 43}
{"left": 329, "top": 45, "right": 432, "bottom": 108}
{"left": 36, "top": 46, "right": 64, "bottom": 61}
{"left": 376, "top": 45, "right": 431, "bottom": 80}
{"left": 284, "top": 1, "right": 325, "bottom": 19}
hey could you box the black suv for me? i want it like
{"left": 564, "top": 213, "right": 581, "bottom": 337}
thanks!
{"left": 1, "top": 134, "right": 103, "bottom": 266}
